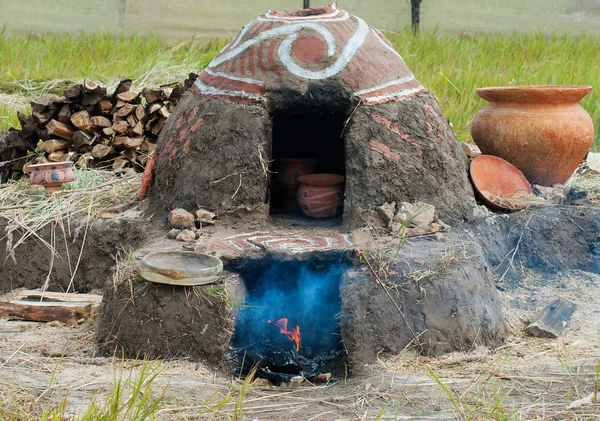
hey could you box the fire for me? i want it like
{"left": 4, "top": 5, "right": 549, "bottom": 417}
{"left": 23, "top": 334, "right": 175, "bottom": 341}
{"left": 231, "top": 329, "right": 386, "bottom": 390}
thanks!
{"left": 268, "top": 318, "right": 301, "bottom": 352}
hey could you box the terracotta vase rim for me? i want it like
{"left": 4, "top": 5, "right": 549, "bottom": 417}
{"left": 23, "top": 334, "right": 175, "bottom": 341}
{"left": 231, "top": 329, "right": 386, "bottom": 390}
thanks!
{"left": 297, "top": 173, "right": 345, "bottom": 186}
{"left": 29, "top": 161, "right": 73, "bottom": 169}
{"left": 476, "top": 85, "right": 592, "bottom": 104}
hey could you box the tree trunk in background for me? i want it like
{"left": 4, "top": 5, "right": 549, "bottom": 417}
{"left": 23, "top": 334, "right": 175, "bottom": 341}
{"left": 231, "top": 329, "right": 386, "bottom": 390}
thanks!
{"left": 304, "top": 0, "right": 310, "bottom": 9}
{"left": 411, "top": 0, "right": 422, "bottom": 34}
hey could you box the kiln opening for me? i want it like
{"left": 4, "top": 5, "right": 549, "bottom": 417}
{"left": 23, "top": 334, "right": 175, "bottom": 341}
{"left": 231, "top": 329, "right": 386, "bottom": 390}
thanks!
{"left": 269, "top": 111, "right": 346, "bottom": 219}
{"left": 228, "top": 255, "right": 349, "bottom": 385}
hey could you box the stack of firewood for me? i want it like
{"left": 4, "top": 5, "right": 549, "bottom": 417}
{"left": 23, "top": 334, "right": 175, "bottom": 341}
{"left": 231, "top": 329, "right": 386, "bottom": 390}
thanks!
{"left": 0, "top": 73, "right": 198, "bottom": 182}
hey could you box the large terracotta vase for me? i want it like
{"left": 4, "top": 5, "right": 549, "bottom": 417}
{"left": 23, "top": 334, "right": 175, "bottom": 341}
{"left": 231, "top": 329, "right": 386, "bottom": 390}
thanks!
{"left": 296, "top": 174, "right": 345, "bottom": 219}
{"left": 471, "top": 85, "right": 594, "bottom": 186}
{"left": 272, "top": 158, "right": 317, "bottom": 210}
{"left": 29, "top": 161, "right": 76, "bottom": 197}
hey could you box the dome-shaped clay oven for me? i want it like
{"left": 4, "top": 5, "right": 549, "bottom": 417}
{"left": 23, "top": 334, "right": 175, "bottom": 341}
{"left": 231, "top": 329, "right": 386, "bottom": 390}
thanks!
{"left": 150, "top": 3, "right": 475, "bottom": 226}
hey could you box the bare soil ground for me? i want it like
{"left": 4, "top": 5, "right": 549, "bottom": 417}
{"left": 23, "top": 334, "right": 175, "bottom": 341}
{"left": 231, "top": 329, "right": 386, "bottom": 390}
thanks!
{"left": 1, "top": 268, "right": 599, "bottom": 420}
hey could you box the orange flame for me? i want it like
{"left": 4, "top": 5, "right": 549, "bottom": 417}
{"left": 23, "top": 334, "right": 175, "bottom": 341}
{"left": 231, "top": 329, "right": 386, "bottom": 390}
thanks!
{"left": 268, "top": 318, "right": 301, "bottom": 352}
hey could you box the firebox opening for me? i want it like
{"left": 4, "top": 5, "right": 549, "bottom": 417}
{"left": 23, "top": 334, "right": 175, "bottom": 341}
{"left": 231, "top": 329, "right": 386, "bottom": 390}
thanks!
{"left": 228, "top": 254, "right": 350, "bottom": 385}
{"left": 269, "top": 111, "right": 347, "bottom": 220}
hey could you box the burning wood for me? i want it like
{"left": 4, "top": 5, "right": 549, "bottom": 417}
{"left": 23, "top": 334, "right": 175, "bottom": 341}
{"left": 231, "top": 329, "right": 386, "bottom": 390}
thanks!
{"left": 268, "top": 318, "right": 301, "bottom": 352}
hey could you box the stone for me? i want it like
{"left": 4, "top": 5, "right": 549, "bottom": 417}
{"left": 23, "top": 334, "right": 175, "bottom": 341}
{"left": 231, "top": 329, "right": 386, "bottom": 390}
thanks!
{"left": 196, "top": 208, "right": 216, "bottom": 224}
{"left": 176, "top": 229, "right": 196, "bottom": 243}
{"left": 460, "top": 142, "right": 481, "bottom": 159}
{"left": 375, "top": 202, "right": 396, "bottom": 227}
{"left": 166, "top": 229, "right": 181, "bottom": 239}
{"left": 168, "top": 208, "right": 195, "bottom": 229}
{"left": 394, "top": 202, "right": 436, "bottom": 229}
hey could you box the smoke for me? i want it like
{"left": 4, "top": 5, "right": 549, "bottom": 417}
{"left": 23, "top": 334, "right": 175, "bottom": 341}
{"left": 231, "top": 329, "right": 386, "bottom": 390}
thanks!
{"left": 233, "top": 261, "right": 347, "bottom": 356}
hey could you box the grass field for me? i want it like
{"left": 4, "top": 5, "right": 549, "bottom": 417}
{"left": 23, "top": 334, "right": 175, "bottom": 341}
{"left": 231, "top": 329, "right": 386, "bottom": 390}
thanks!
{"left": 1, "top": 31, "right": 599, "bottom": 148}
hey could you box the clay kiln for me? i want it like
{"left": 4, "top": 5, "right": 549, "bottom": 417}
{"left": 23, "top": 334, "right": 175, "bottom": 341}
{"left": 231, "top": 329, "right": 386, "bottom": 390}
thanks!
{"left": 149, "top": 3, "right": 475, "bottom": 226}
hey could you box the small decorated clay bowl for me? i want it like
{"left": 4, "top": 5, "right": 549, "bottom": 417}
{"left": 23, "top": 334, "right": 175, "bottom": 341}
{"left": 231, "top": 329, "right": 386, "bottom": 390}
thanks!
{"left": 29, "top": 161, "right": 76, "bottom": 197}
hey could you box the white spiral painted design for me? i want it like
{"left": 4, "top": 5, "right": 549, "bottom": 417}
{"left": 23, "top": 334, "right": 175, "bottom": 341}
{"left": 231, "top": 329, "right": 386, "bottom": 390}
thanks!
{"left": 207, "top": 15, "right": 369, "bottom": 81}
{"left": 278, "top": 16, "right": 369, "bottom": 80}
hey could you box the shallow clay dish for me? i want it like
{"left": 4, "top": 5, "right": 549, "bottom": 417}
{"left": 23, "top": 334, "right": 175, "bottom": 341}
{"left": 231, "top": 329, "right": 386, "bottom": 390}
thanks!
{"left": 470, "top": 155, "right": 532, "bottom": 211}
{"left": 140, "top": 251, "right": 223, "bottom": 286}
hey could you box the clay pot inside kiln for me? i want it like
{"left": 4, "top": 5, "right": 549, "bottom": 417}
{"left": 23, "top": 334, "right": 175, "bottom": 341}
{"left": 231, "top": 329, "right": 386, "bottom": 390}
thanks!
{"left": 296, "top": 174, "right": 345, "bottom": 219}
{"left": 272, "top": 158, "right": 317, "bottom": 210}
{"left": 471, "top": 85, "right": 594, "bottom": 186}
{"left": 28, "top": 161, "right": 76, "bottom": 198}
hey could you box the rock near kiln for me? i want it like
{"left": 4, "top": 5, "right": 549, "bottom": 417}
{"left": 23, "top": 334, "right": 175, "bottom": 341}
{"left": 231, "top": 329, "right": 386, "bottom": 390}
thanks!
{"left": 149, "top": 3, "right": 475, "bottom": 226}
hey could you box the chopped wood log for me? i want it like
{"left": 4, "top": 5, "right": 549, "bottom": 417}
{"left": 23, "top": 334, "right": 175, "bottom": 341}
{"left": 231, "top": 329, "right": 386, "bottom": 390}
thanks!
{"left": 48, "top": 151, "right": 69, "bottom": 162}
{"left": 90, "top": 116, "right": 111, "bottom": 128}
{"left": 76, "top": 153, "right": 93, "bottom": 168}
{"left": 70, "top": 110, "right": 92, "bottom": 131}
{"left": 31, "top": 94, "right": 61, "bottom": 113}
{"left": 17, "top": 111, "right": 37, "bottom": 127}
{"left": 140, "top": 138, "right": 157, "bottom": 155}
{"left": 113, "top": 79, "right": 132, "bottom": 96}
{"left": 169, "top": 83, "right": 184, "bottom": 101}
{"left": 0, "top": 301, "right": 89, "bottom": 323}
{"left": 526, "top": 298, "right": 577, "bottom": 338}
{"left": 72, "top": 131, "right": 96, "bottom": 149}
{"left": 33, "top": 111, "right": 51, "bottom": 125}
{"left": 124, "top": 148, "right": 137, "bottom": 162}
{"left": 57, "top": 104, "right": 72, "bottom": 124}
{"left": 151, "top": 117, "right": 167, "bottom": 135}
{"left": 113, "top": 136, "right": 144, "bottom": 149}
{"left": 15, "top": 290, "right": 102, "bottom": 306}
{"left": 97, "top": 99, "right": 113, "bottom": 115}
{"left": 160, "top": 86, "right": 173, "bottom": 100}
{"left": 112, "top": 120, "right": 130, "bottom": 135}
{"left": 142, "top": 87, "right": 162, "bottom": 104}
{"left": 126, "top": 114, "right": 137, "bottom": 127}
{"left": 116, "top": 103, "right": 136, "bottom": 118}
{"left": 147, "top": 102, "right": 162, "bottom": 115}
{"left": 184, "top": 72, "right": 198, "bottom": 90}
{"left": 46, "top": 119, "right": 74, "bottom": 141}
{"left": 83, "top": 79, "right": 104, "bottom": 94}
{"left": 81, "top": 92, "right": 105, "bottom": 108}
{"left": 40, "top": 139, "right": 71, "bottom": 153}
{"left": 102, "top": 127, "right": 115, "bottom": 136}
{"left": 113, "top": 157, "right": 129, "bottom": 172}
{"left": 63, "top": 84, "right": 83, "bottom": 101}
{"left": 116, "top": 90, "right": 139, "bottom": 103}
{"left": 91, "top": 144, "right": 114, "bottom": 159}
{"left": 135, "top": 104, "right": 147, "bottom": 122}
{"left": 115, "top": 99, "right": 126, "bottom": 109}
{"left": 132, "top": 120, "right": 144, "bottom": 136}
{"left": 158, "top": 105, "right": 170, "bottom": 118}
{"left": 138, "top": 154, "right": 149, "bottom": 166}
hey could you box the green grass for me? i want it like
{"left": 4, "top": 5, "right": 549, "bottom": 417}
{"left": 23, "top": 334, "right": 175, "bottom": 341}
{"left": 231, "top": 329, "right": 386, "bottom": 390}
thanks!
{"left": 390, "top": 31, "right": 600, "bottom": 146}
{"left": 0, "top": 31, "right": 599, "bottom": 146}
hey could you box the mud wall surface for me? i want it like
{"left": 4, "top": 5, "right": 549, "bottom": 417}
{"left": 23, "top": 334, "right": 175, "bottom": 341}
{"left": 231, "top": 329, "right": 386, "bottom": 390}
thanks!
{"left": 340, "top": 237, "right": 507, "bottom": 366}
{"left": 344, "top": 92, "right": 476, "bottom": 226}
{"left": 0, "top": 218, "right": 150, "bottom": 294}
{"left": 470, "top": 206, "right": 600, "bottom": 282}
{"left": 97, "top": 275, "right": 239, "bottom": 365}
{"left": 150, "top": 94, "right": 271, "bottom": 220}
